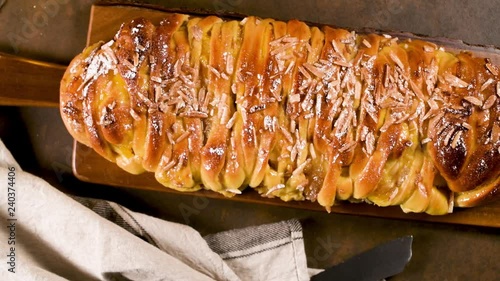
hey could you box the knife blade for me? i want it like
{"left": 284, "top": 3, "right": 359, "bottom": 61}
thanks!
{"left": 311, "top": 235, "right": 413, "bottom": 281}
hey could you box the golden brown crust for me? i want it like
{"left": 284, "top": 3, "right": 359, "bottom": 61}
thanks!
{"left": 60, "top": 15, "right": 500, "bottom": 214}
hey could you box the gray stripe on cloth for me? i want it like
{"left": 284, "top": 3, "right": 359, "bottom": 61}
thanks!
{"left": 204, "top": 219, "right": 303, "bottom": 256}
{"left": 222, "top": 238, "right": 303, "bottom": 260}
{"left": 70, "top": 196, "right": 159, "bottom": 248}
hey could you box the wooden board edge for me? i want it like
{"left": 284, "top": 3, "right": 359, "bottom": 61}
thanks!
{"left": 72, "top": 3, "right": 500, "bottom": 228}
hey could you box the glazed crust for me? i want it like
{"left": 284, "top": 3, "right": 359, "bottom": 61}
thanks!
{"left": 60, "top": 15, "right": 500, "bottom": 214}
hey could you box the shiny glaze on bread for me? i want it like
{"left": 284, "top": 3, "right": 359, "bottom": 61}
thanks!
{"left": 60, "top": 15, "right": 500, "bottom": 214}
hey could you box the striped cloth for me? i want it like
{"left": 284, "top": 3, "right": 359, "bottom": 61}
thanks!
{"left": 0, "top": 139, "right": 317, "bottom": 281}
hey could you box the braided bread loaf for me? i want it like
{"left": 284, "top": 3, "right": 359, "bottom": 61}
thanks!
{"left": 60, "top": 14, "right": 500, "bottom": 215}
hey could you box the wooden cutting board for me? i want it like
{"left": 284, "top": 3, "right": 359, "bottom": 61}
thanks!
{"left": 73, "top": 4, "right": 500, "bottom": 227}
{"left": 0, "top": 53, "right": 65, "bottom": 107}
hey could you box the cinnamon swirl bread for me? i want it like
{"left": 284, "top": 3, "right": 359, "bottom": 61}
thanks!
{"left": 60, "top": 14, "right": 500, "bottom": 215}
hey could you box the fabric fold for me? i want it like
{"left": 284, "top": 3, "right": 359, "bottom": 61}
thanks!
{"left": 0, "top": 139, "right": 314, "bottom": 281}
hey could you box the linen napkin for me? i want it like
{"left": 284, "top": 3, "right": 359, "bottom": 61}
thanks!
{"left": 0, "top": 139, "right": 317, "bottom": 281}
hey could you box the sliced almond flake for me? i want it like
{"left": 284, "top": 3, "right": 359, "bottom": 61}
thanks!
{"left": 305, "top": 42, "right": 313, "bottom": 54}
{"left": 290, "top": 142, "right": 298, "bottom": 162}
{"left": 180, "top": 74, "right": 195, "bottom": 87}
{"left": 137, "top": 43, "right": 146, "bottom": 52}
{"left": 106, "top": 101, "right": 116, "bottom": 110}
{"left": 461, "top": 122, "right": 472, "bottom": 130}
{"left": 133, "top": 53, "right": 139, "bottom": 67}
{"left": 382, "top": 34, "right": 392, "bottom": 38}
{"left": 226, "top": 54, "right": 234, "bottom": 75}
{"left": 208, "top": 65, "right": 221, "bottom": 79}
{"left": 292, "top": 159, "right": 311, "bottom": 177}
{"left": 179, "top": 111, "right": 209, "bottom": 118}
{"left": 451, "top": 130, "right": 462, "bottom": 148}
{"left": 160, "top": 155, "right": 170, "bottom": 166}
{"left": 380, "top": 115, "right": 394, "bottom": 133}
{"left": 280, "top": 125, "right": 294, "bottom": 144}
{"left": 284, "top": 61, "right": 295, "bottom": 75}
{"left": 220, "top": 72, "right": 229, "bottom": 80}
{"left": 174, "top": 59, "right": 184, "bottom": 79}
{"left": 225, "top": 112, "right": 237, "bottom": 129}
{"left": 362, "top": 39, "right": 372, "bottom": 48}
{"left": 315, "top": 93, "right": 323, "bottom": 117}
{"left": 201, "top": 91, "right": 211, "bottom": 113}
{"left": 333, "top": 60, "right": 352, "bottom": 68}
{"left": 394, "top": 112, "right": 410, "bottom": 124}
{"left": 340, "top": 35, "right": 354, "bottom": 44}
{"left": 192, "top": 25, "right": 203, "bottom": 41}
{"left": 492, "top": 124, "right": 500, "bottom": 143}
{"left": 339, "top": 141, "right": 356, "bottom": 153}
{"left": 226, "top": 189, "right": 242, "bottom": 195}
{"left": 265, "top": 184, "right": 285, "bottom": 196}
{"left": 421, "top": 137, "right": 432, "bottom": 144}
{"left": 272, "top": 57, "right": 284, "bottom": 71}
{"left": 340, "top": 68, "right": 353, "bottom": 89}
{"left": 364, "top": 101, "right": 378, "bottom": 122}
{"left": 158, "top": 102, "right": 170, "bottom": 113}
{"left": 175, "top": 131, "right": 191, "bottom": 143}
{"left": 443, "top": 127, "right": 456, "bottom": 146}
{"left": 410, "top": 80, "right": 426, "bottom": 101}
{"left": 463, "top": 96, "right": 483, "bottom": 107}
{"left": 365, "top": 131, "right": 376, "bottom": 155}
{"left": 389, "top": 88, "right": 405, "bottom": 102}
{"left": 298, "top": 65, "right": 312, "bottom": 81}
{"left": 497, "top": 82, "right": 500, "bottom": 97}
{"left": 249, "top": 104, "right": 267, "bottom": 114}
{"left": 270, "top": 41, "right": 299, "bottom": 56}
{"left": 303, "top": 63, "right": 325, "bottom": 78}
{"left": 167, "top": 97, "right": 181, "bottom": 106}
{"left": 239, "top": 17, "right": 249, "bottom": 26}
{"left": 409, "top": 102, "right": 424, "bottom": 121}
{"left": 446, "top": 192, "right": 455, "bottom": 214}
{"left": 480, "top": 78, "right": 495, "bottom": 92}
{"left": 444, "top": 73, "right": 468, "bottom": 88}
{"left": 283, "top": 36, "right": 299, "bottom": 43}
{"left": 219, "top": 106, "right": 230, "bottom": 125}
{"left": 294, "top": 50, "right": 305, "bottom": 58}
{"left": 154, "top": 85, "right": 163, "bottom": 103}
{"left": 360, "top": 125, "right": 369, "bottom": 142}
{"left": 389, "top": 52, "right": 405, "bottom": 71}
{"left": 427, "top": 98, "right": 439, "bottom": 111}
{"left": 272, "top": 116, "right": 278, "bottom": 132}
{"left": 102, "top": 46, "right": 118, "bottom": 65}
{"left": 483, "top": 95, "right": 497, "bottom": 110}
{"left": 309, "top": 143, "right": 317, "bottom": 159}
{"left": 122, "top": 59, "right": 137, "bottom": 72}
{"left": 290, "top": 119, "right": 297, "bottom": 133}
{"left": 178, "top": 88, "right": 191, "bottom": 104}
{"left": 151, "top": 76, "right": 162, "bottom": 83}
{"left": 331, "top": 40, "right": 342, "bottom": 55}
{"left": 102, "top": 39, "right": 114, "bottom": 48}
{"left": 136, "top": 92, "right": 154, "bottom": 108}
{"left": 289, "top": 94, "right": 301, "bottom": 104}
{"left": 486, "top": 62, "right": 499, "bottom": 76}
{"left": 423, "top": 44, "right": 436, "bottom": 52}
{"left": 304, "top": 113, "right": 314, "bottom": 119}
{"left": 354, "top": 80, "right": 362, "bottom": 101}
{"left": 383, "top": 64, "right": 390, "bottom": 88}
{"left": 163, "top": 159, "right": 177, "bottom": 171}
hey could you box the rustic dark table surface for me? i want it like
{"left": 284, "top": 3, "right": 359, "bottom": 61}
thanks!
{"left": 0, "top": 0, "right": 499, "bottom": 280}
